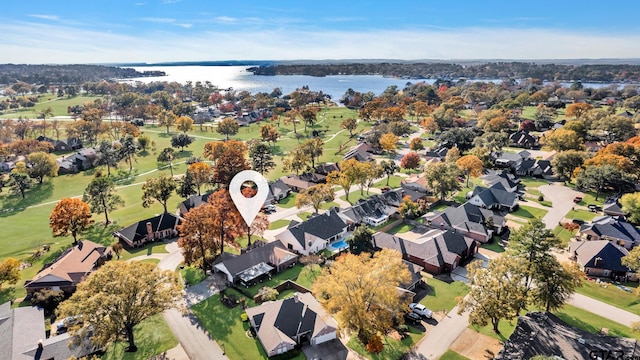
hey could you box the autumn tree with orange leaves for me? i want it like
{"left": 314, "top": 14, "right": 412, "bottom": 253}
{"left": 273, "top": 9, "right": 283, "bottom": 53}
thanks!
{"left": 213, "top": 144, "right": 250, "bottom": 187}
{"left": 188, "top": 162, "right": 212, "bottom": 195}
{"left": 456, "top": 155, "right": 484, "bottom": 187}
{"left": 50, "top": 198, "right": 94, "bottom": 244}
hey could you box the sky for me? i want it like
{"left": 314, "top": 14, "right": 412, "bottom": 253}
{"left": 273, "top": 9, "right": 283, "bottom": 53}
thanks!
{"left": 2, "top": 0, "right": 640, "bottom": 64}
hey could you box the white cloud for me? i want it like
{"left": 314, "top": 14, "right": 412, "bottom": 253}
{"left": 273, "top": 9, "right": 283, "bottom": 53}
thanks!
{"left": 214, "top": 16, "right": 237, "bottom": 24}
{"left": 27, "top": 14, "right": 60, "bottom": 21}
{"left": 139, "top": 17, "right": 176, "bottom": 23}
{"left": 176, "top": 23, "right": 192, "bottom": 29}
{"left": 1, "top": 21, "right": 639, "bottom": 64}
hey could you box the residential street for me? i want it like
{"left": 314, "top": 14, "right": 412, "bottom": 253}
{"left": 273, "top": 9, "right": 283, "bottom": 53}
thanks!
{"left": 412, "top": 305, "right": 470, "bottom": 360}
{"left": 539, "top": 183, "right": 585, "bottom": 230}
{"left": 568, "top": 293, "right": 640, "bottom": 327}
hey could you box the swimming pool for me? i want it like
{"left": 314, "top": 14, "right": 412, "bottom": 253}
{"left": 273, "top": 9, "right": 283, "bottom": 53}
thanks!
{"left": 327, "top": 238, "right": 348, "bottom": 252}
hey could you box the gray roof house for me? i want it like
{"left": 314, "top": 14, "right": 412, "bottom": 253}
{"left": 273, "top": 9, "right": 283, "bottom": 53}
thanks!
{"left": 0, "top": 302, "right": 99, "bottom": 360}
{"left": 494, "top": 150, "right": 530, "bottom": 169}
{"left": 480, "top": 170, "right": 520, "bottom": 192}
{"left": 569, "top": 240, "right": 633, "bottom": 279}
{"left": 468, "top": 184, "right": 519, "bottom": 211}
{"left": 113, "top": 213, "right": 180, "bottom": 247}
{"left": 213, "top": 240, "right": 298, "bottom": 286}
{"left": 603, "top": 197, "right": 625, "bottom": 217}
{"left": 245, "top": 292, "right": 339, "bottom": 357}
{"left": 496, "top": 312, "right": 639, "bottom": 360}
{"left": 178, "top": 193, "right": 211, "bottom": 217}
{"left": 578, "top": 216, "right": 640, "bottom": 249}
{"left": 266, "top": 179, "right": 292, "bottom": 204}
{"left": 275, "top": 208, "right": 348, "bottom": 256}
{"left": 425, "top": 202, "right": 505, "bottom": 243}
{"left": 339, "top": 194, "right": 398, "bottom": 227}
{"left": 508, "top": 130, "right": 537, "bottom": 148}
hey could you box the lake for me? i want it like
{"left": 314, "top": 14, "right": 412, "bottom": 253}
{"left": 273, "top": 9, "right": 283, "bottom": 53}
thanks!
{"left": 123, "top": 65, "right": 630, "bottom": 102}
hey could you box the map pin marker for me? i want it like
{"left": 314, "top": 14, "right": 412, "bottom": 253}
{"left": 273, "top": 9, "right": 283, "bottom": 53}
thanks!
{"left": 229, "top": 170, "right": 270, "bottom": 227}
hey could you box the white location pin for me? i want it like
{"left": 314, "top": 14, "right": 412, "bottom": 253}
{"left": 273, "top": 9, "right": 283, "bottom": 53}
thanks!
{"left": 229, "top": 170, "right": 270, "bottom": 227}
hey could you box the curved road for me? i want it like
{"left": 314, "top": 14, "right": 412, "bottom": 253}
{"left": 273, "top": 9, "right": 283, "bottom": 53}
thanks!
{"left": 539, "top": 183, "right": 585, "bottom": 230}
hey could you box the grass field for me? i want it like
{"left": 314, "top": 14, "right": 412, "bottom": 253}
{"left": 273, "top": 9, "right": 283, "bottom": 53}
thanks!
{"left": 181, "top": 266, "right": 206, "bottom": 286}
{"left": 439, "top": 350, "right": 470, "bottom": 360}
{"left": 565, "top": 209, "right": 597, "bottom": 222}
{"left": 101, "top": 314, "right": 178, "bottom": 360}
{"left": 575, "top": 279, "right": 640, "bottom": 316}
{"left": 420, "top": 277, "right": 469, "bottom": 313}
{"left": 511, "top": 205, "right": 548, "bottom": 219}
{"left": 0, "top": 94, "right": 105, "bottom": 119}
{"left": 268, "top": 219, "right": 290, "bottom": 230}
{"left": 553, "top": 225, "right": 577, "bottom": 246}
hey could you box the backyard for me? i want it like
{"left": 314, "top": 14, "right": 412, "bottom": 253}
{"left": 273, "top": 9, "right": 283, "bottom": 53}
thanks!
{"left": 101, "top": 314, "right": 178, "bottom": 360}
{"left": 419, "top": 276, "right": 470, "bottom": 313}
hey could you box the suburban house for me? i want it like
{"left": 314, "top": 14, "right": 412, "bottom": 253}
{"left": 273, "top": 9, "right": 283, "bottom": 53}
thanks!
{"left": 36, "top": 136, "right": 83, "bottom": 152}
{"left": 480, "top": 170, "right": 520, "bottom": 192}
{"left": 314, "top": 163, "right": 340, "bottom": 176}
{"left": 494, "top": 150, "right": 530, "bottom": 169}
{"left": 343, "top": 143, "right": 376, "bottom": 162}
{"left": 245, "top": 292, "right": 339, "bottom": 357}
{"left": 424, "top": 202, "right": 505, "bottom": 243}
{"left": 178, "top": 193, "right": 211, "bottom": 217}
{"left": 569, "top": 240, "right": 635, "bottom": 279}
{"left": 56, "top": 147, "right": 97, "bottom": 174}
{"left": 339, "top": 194, "right": 398, "bottom": 227}
{"left": 280, "top": 173, "right": 325, "bottom": 192}
{"left": 515, "top": 158, "right": 554, "bottom": 179}
{"left": 401, "top": 260, "right": 426, "bottom": 292}
{"left": 266, "top": 179, "right": 292, "bottom": 204}
{"left": 424, "top": 147, "right": 449, "bottom": 162}
{"left": 508, "top": 130, "right": 537, "bottom": 148}
{"left": 372, "top": 228, "right": 478, "bottom": 275}
{"left": 275, "top": 208, "right": 348, "bottom": 255}
{"left": 603, "top": 197, "right": 625, "bottom": 217}
{"left": 0, "top": 301, "right": 100, "bottom": 360}
{"left": 578, "top": 216, "right": 640, "bottom": 249}
{"left": 113, "top": 213, "right": 180, "bottom": 247}
{"left": 399, "top": 175, "right": 433, "bottom": 202}
{"left": 24, "top": 240, "right": 110, "bottom": 296}
{"left": 213, "top": 240, "right": 298, "bottom": 286}
{"left": 496, "top": 312, "right": 640, "bottom": 360}
{"left": 468, "top": 183, "right": 519, "bottom": 211}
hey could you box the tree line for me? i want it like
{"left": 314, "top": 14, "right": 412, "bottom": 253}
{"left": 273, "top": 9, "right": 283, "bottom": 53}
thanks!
{"left": 0, "top": 64, "right": 164, "bottom": 86}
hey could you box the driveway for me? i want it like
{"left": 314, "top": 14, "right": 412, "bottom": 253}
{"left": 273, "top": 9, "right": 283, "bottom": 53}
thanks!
{"left": 184, "top": 273, "right": 227, "bottom": 308}
{"left": 538, "top": 183, "right": 585, "bottom": 230}
{"left": 303, "top": 339, "right": 348, "bottom": 360}
{"left": 450, "top": 252, "right": 490, "bottom": 284}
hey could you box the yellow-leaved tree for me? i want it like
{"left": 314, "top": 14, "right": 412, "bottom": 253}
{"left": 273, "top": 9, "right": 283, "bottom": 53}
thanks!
{"left": 49, "top": 198, "right": 94, "bottom": 244}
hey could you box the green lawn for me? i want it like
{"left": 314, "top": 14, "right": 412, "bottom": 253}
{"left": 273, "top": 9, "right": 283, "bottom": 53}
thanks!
{"left": 268, "top": 219, "right": 291, "bottom": 230}
{"left": 470, "top": 317, "right": 519, "bottom": 343}
{"left": 481, "top": 238, "right": 505, "bottom": 253}
{"left": 388, "top": 223, "right": 415, "bottom": 234}
{"left": 296, "top": 264, "right": 321, "bottom": 290}
{"left": 420, "top": 277, "right": 469, "bottom": 313}
{"left": 347, "top": 326, "right": 424, "bottom": 360}
{"left": 276, "top": 193, "right": 297, "bottom": 208}
{"left": 138, "top": 258, "right": 160, "bottom": 265}
{"left": 565, "top": 209, "right": 597, "bottom": 222}
{"left": 439, "top": 350, "right": 470, "bottom": 360}
{"left": 340, "top": 190, "right": 372, "bottom": 204}
{"left": 101, "top": 314, "right": 178, "bottom": 360}
{"left": 0, "top": 95, "right": 105, "bottom": 119}
{"left": 511, "top": 205, "right": 548, "bottom": 219}
{"left": 575, "top": 279, "right": 640, "bottom": 316}
{"left": 519, "top": 177, "right": 549, "bottom": 189}
{"left": 181, "top": 266, "right": 206, "bottom": 286}
{"left": 374, "top": 175, "right": 403, "bottom": 189}
{"left": 553, "top": 225, "right": 577, "bottom": 247}
{"left": 298, "top": 212, "right": 313, "bottom": 221}
{"left": 118, "top": 241, "right": 170, "bottom": 261}
{"left": 319, "top": 201, "right": 340, "bottom": 210}
{"left": 242, "top": 264, "right": 304, "bottom": 297}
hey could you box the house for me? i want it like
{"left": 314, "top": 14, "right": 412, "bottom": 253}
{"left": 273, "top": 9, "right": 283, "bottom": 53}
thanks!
{"left": 213, "top": 240, "right": 298, "bottom": 286}
{"left": 569, "top": 240, "right": 634, "bottom": 279}
{"left": 178, "top": 193, "right": 211, "bottom": 217}
{"left": 245, "top": 292, "right": 338, "bottom": 357}
{"left": 0, "top": 161, "right": 15, "bottom": 173}
{"left": 113, "top": 213, "right": 180, "bottom": 247}
{"left": 24, "top": 240, "right": 110, "bottom": 296}
{"left": 424, "top": 202, "right": 505, "bottom": 243}
{"left": 275, "top": 208, "right": 348, "bottom": 255}
{"left": 401, "top": 260, "right": 425, "bottom": 292}
{"left": 496, "top": 312, "right": 639, "bottom": 360}
{"left": 578, "top": 216, "right": 640, "bottom": 249}
{"left": 399, "top": 175, "right": 433, "bottom": 202}
{"left": 0, "top": 301, "right": 100, "bottom": 360}
{"left": 314, "top": 163, "right": 340, "bottom": 176}
{"left": 343, "top": 143, "right": 375, "bottom": 162}
{"left": 508, "top": 130, "right": 537, "bottom": 148}
{"left": 266, "top": 179, "right": 292, "bottom": 204}
{"left": 36, "top": 136, "right": 83, "bottom": 152}
{"left": 493, "top": 150, "right": 530, "bottom": 169}
{"left": 468, "top": 183, "right": 519, "bottom": 211}
{"left": 424, "top": 147, "right": 449, "bottom": 162}
{"left": 603, "top": 197, "right": 625, "bottom": 217}
{"left": 480, "top": 170, "right": 520, "bottom": 192}
{"left": 280, "top": 175, "right": 316, "bottom": 192}
{"left": 372, "top": 229, "right": 477, "bottom": 275}
{"left": 56, "top": 147, "right": 97, "bottom": 174}
{"left": 515, "top": 159, "right": 554, "bottom": 179}
{"left": 339, "top": 194, "right": 398, "bottom": 227}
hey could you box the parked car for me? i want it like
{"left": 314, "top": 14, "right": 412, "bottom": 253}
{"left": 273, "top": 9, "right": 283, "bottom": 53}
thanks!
{"left": 587, "top": 204, "right": 602, "bottom": 212}
{"left": 572, "top": 219, "right": 585, "bottom": 225}
{"left": 404, "top": 311, "right": 422, "bottom": 325}
{"left": 262, "top": 204, "right": 276, "bottom": 214}
{"left": 573, "top": 196, "right": 583, "bottom": 204}
{"left": 380, "top": 186, "right": 391, "bottom": 193}
{"left": 409, "top": 303, "right": 433, "bottom": 319}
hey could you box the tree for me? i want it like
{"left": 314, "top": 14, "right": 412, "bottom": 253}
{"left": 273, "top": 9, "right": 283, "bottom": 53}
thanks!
{"left": 347, "top": 226, "right": 373, "bottom": 255}
{"left": 283, "top": 109, "right": 301, "bottom": 134}
{"left": 437, "top": 128, "right": 476, "bottom": 151}
{"left": 423, "top": 162, "right": 460, "bottom": 200}
{"left": 26, "top": 151, "right": 58, "bottom": 183}
{"left": 188, "top": 162, "right": 212, "bottom": 196}
{"left": 456, "top": 155, "right": 483, "bottom": 187}
{"left": 141, "top": 174, "right": 176, "bottom": 213}
{"left": 8, "top": 172, "right": 32, "bottom": 199}
{"left": 260, "top": 123, "right": 280, "bottom": 146}
{"left": 83, "top": 174, "right": 124, "bottom": 226}
{"left": 300, "top": 138, "right": 324, "bottom": 168}
{"left": 178, "top": 200, "right": 221, "bottom": 271}
{"left": 247, "top": 212, "right": 269, "bottom": 246}
{"left": 176, "top": 115, "right": 194, "bottom": 133}
{"left": 0, "top": 258, "right": 20, "bottom": 290}
{"left": 458, "top": 256, "right": 524, "bottom": 334}
{"left": 171, "top": 133, "right": 195, "bottom": 152}
{"left": 301, "top": 107, "right": 319, "bottom": 133}
{"left": 177, "top": 169, "right": 197, "bottom": 199}
{"left": 137, "top": 135, "right": 150, "bottom": 152}
{"left": 541, "top": 129, "right": 583, "bottom": 152}
{"left": 111, "top": 241, "right": 124, "bottom": 259}
{"left": 157, "top": 147, "right": 176, "bottom": 176}
{"left": 327, "top": 158, "right": 364, "bottom": 203}
{"left": 158, "top": 109, "right": 177, "bottom": 133}
{"left": 420, "top": 116, "right": 438, "bottom": 134}
{"left": 217, "top": 117, "right": 239, "bottom": 140}
{"left": 313, "top": 249, "right": 411, "bottom": 344}
{"left": 565, "top": 103, "right": 593, "bottom": 120}
{"left": 119, "top": 135, "right": 138, "bottom": 171}
{"left": 250, "top": 142, "right": 276, "bottom": 175}
{"left": 295, "top": 184, "right": 335, "bottom": 213}
{"left": 576, "top": 164, "right": 633, "bottom": 200}
{"left": 409, "top": 137, "right": 424, "bottom": 151}
{"left": 551, "top": 150, "right": 589, "bottom": 180}
{"left": 56, "top": 261, "right": 182, "bottom": 353}
{"left": 213, "top": 146, "right": 250, "bottom": 186}
{"left": 50, "top": 198, "right": 94, "bottom": 244}
{"left": 379, "top": 133, "right": 398, "bottom": 153}
{"left": 621, "top": 192, "right": 640, "bottom": 224}
{"left": 341, "top": 118, "right": 358, "bottom": 137}
{"left": 38, "top": 106, "right": 55, "bottom": 128}
{"left": 533, "top": 260, "right": 582, "bottom": 312}
{"left": 400, "top": 152, "right": 421, "bottom": 172}
{"left": 282, "top": 147, "right": 311, "bottom": 175}
{"left": 380, "top": 160, "right": 399, "bottom": 186}
{"left": 94, "top": 140, "right": 120, "bottom": 176}
{"left": 398, "top": 195, "right": 422, "bottom": 219}
{"left": 30, "top": 288, "right": 65, "bottom": 316}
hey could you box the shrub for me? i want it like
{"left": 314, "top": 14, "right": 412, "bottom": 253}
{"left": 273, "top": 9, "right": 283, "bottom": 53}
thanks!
{"left": 257, "top": 286, "right": 279, "bottom": 302}
{"left": 241, "top": 312, "right": 248, "bottom": 322}
{"left": 538, "top": 195, "right": 544, "bottom": 201}
{"left": 366, "top": 335, "right": 384, "bottom": 353}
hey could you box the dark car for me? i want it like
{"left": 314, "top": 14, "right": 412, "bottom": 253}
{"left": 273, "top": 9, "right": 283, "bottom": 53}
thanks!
{"left": 587, "top": 204, "right": 602, "bottom": 212}
{"left": 130, "top": 119, "right": 145, "bottom": 126}
{"left": 573, "top": 196, "right": 583, "bottom": 204}
{"left": 404, "top": 312, "right": 422, "bottom": 325}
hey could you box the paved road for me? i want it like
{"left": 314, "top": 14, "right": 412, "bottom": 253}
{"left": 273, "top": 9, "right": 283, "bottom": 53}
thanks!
{"left": 413, "top": 305, "right": 470, "bottom": 360}
{"left": 568, "top": 292, "right": 640, "bottom": 327}
{"left": 539, "top": 183, "right": 585, "bottom": 230}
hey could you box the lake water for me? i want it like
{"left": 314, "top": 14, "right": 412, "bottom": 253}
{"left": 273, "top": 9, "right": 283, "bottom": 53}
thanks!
{"left": 123, "top": 65, "right": 629, "bottom": 101}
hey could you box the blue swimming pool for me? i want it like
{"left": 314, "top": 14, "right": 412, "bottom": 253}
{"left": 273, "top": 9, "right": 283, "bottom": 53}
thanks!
{"left": 327, "top": 239, "right": 348, "bottom": 252}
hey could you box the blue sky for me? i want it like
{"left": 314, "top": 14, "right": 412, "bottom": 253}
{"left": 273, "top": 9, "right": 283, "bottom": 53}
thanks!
{"left": 1, "top": 0, "right": 640, "bottom": 64}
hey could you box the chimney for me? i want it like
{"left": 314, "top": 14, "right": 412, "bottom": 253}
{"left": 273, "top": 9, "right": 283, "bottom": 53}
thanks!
{"left": 146, "top": 222, "right": 154, "bottom": 241}
{"left": 293, "top": 293, "right": 299, "bottom": 303}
